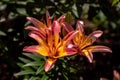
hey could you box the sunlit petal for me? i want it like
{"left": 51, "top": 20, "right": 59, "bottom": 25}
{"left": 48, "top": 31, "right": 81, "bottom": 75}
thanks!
{"left": 28, "top": 32, "right": 46, "bottom": 45}
{"left": 46, "top": 28, "right": 54, "bottom": 50}
{"left": 53, "top": 21, "right": 61, "bottom": 47}
{"left": 45, "top": 58, "right": 57, "bottom": 72}
{"left": 23, "top": 45, "right": 49, "bottom": 56}
{"left": 82, "top": 50, "right": 93, "bottom": 63}
{"left": 53, "top": 46, "right": 68, "bottom": 58}
{"left": 80, "top": 30, "right": 103, "bottom": 49}
{"left": 76, "top": 20, "right": 84, "bottom": 34}
{"left": 53, "top": 46, "right": 76, "bottom": 58}
{"left": 89, "top": 30, "right": 103, "bottom": 38}
{"left": 23, "top": 45, "right": 38, "bottom": 53}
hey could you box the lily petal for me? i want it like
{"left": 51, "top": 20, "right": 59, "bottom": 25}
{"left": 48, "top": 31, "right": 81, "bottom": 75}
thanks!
{"left": 62, "top": 22, "right": 74, "bottom": 32}
{"left": 89, "top": 30, "right": 103, "bottom": 38}
{"left": 46, "top": 28, "right": 54, "bottom": 50}
{"left": 57, "top": 14, "right": 66, "bottom": 24}
{"left": 46, "top": 11, "right": 51, "bottom": 27}
{"left": 53, "top": 45, "right": 76, "bottom": 58}
{"left": 53, "top": 46, "right": 67, "bottom": 58}
{"left": 23, "top": 45, "right": 49, "bottom": 56}
{"left": 76, "top": 20, "right": 84, "bottom": 34}
{"left": 80, "top": 30, "right": 103, "bottom": 49}
{"left": 84, "top": 45, "right": 112, "bottom": 53}
{"left": 75, "top": 21, "right": 85, "bottom": 44}
{"left": 53, "top": 21, "right": 61, "bottom": 47}
{"left": 27, "top": 17, "right": 46, "bottom": 30}
{"left": 45, "top": 58, "right": 57, "bottom": 72}
{"left": 65, "top": 47, "right": 77, "bottom": 56}
{"left": 82, "top": 50, "right": 93, "bottom": 63}
{"left": 28, "top": 32, "right": 46, "bottom": 45}
{"left": 63, "top": 31, "right": 78, "bottom": 45}
{"left": 25, "top": 26, "right": 46, "bottom": 40}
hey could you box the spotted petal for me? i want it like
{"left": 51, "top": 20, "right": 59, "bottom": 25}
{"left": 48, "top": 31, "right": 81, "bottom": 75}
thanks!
{"left": 45, "top": 58, "right": 57, "bottom": 72}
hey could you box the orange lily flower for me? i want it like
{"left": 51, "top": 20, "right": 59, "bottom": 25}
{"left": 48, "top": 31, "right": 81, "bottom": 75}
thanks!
{"left": 62, "top": 20, "right": 112, "bottom": 63}
{"left": 23, "top": 11, "right": 78, "bottom": 72}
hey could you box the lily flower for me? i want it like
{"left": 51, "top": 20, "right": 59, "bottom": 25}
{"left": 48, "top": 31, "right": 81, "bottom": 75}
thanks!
{"left": 62, "top": 20, "right": 112, "bottom": 63}
{"left": 23, "top": 11, "right": 78, "bottom": 72}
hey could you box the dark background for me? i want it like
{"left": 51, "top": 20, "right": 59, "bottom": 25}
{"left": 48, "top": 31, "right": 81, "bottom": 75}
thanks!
{"left": 0, "top": 0, "right": 120, "bottom": 80}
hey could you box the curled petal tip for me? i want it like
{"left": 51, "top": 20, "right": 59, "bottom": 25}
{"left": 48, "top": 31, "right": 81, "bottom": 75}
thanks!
{"left": 78, "top": 20, "right": 84, "bottom": 25}
{"left": 23, "top": 46, "right": 31, "bottom": 52}
{"left": 45, "top": 66, "right": 50, "bottom": 72}
{"left": 107, "top": 49, "right": 112, "bottom": 53}
{"left": 45, "top": 58, "right": 57, "bottom": 72}
{"left": 85, "top": 46, "right": 112, "bottom": 53}
{"left": 26, "top": 17, "right": 31, "bottom": 20}
{"left": 23, "top": 46, "right": 37, "bottom": 53}
{"left": 24, "top": 26, "right": 32, "bottom": 30}
{"left": 94, "top": 30, "right": 103, "bottom": 38}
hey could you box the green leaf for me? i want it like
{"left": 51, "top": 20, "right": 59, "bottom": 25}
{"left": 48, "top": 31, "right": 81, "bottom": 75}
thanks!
{"left": 19, "top": 57, "right": 31, "bottom": 63}
{"left": 29, "top": 77, "right": 41, "bottom": 80}
{"left": 72, "top": 3, "right": 79, "bottom": 18}
{"left": 23, "top": 61, "right": 43, "bottom": 67}
{"left": 112, "top": 0, "right": 119, "bottom": 6}
{"left": 17, "top": 62, "right": 24, "bottom": 67}
{"left": 17, "top": 61, "right": 34, "bottom": 70}
{"left": 36, "top": 62, "right": 44, "bottom": 75}
{"left": 65, "top": 12, "right": 72, "bottom": 25}
{"left": 14, "top": 70, "right": 35, "bottom": 76}
{"left": 63, "top": 72, "right": 69, "bottom": 80}
{"left": 0, "top": 30, "right": 6, "bottom": 36}
{"left": 70, "top": 67, "right": 76, "bottom": 73}
{"left": 29, "top": 77, "right": 34, "bottom": 80}
{"left": 22, "top": 53, "right": 44, "bottom": 61}
{"left": 23, "top": 67, "right": 34, "bottom": 71}
{"left": 41, "top": 75, "right": 49, "bottom": 80}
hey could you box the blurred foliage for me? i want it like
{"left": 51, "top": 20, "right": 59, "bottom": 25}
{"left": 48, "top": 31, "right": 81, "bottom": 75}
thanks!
{"left": 0, "top": 0, "right": 120, "bottom": 80}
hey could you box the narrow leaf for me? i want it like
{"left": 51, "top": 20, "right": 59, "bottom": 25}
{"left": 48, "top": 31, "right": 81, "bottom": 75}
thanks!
{"left": 41, "top": 75, "right": 49, "bottom": 80}
{"left": 14, "top": 70, "right": 35, "bottom": 76}
{"left": 36, "top": 62, "right": 44, "bottom": 75}
{"left": 19, "top": 57, "right": 31, "bottom": 63}
{"left": 23, "top": 61, "right": 42, "bottom": 67}
{"left": 22, "top": 53, "right": 43, "bottom": 61}
{"left": 112, "top": 0, "right": 119, "bottom": 6}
